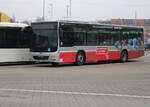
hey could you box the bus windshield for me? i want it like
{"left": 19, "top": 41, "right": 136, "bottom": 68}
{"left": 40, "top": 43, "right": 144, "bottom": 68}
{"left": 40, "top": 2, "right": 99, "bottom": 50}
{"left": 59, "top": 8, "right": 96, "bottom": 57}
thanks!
{"left": 31, "top": 23, "right": 58, "bottom": 52}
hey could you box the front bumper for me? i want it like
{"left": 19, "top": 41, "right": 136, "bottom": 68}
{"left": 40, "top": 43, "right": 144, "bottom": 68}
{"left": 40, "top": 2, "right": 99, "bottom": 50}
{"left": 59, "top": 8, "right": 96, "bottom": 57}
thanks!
{"left": 31, "top": 52, "right": 62, "bottom": 63}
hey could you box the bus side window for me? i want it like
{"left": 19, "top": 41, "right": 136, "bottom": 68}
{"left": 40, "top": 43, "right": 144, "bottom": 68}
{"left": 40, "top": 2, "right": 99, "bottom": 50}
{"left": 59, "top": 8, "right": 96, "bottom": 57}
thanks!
{"left": 0, "top": 30, "right": 6, "bottom": 48}
{"left": 60, "top": 27, "right": 74, "bottom": 47}
{"left": 114, "top": 32, "right": 121, "bottom": 48}
{"left": 73, "top": 28, "right": 85, "bottom": 46}
{"left": 98, "top": 34, "right": 104, "bottom": 46}
{"left": 86, "top": 30, "right": 98, "bottom": 46}
{"left": 6, "top": 28, "right": 19, "bottom": 48}
{"left": 98, "top": 29, "right": 106, "bottom": 46}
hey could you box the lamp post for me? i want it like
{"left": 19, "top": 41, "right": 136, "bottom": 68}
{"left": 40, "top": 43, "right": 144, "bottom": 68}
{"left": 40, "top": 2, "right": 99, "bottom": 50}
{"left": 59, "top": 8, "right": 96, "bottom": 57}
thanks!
{"left": 134, "top": 10, "right": 137, "bottom": 26}
{"left": 66, "top": 5, "right": 69, "bottom": 18}
{"left": 43, "top": 0, "right": 45, "bottom": 21}
{"left": 49, "top": 3, "right": 53, "bottom": 20}
{"left": 69, "top": 0, "right": 71, "bottom": 18}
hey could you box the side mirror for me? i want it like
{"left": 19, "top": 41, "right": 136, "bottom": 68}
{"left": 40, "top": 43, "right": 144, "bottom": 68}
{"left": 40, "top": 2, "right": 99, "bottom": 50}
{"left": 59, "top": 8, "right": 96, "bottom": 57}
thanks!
{"left": 21, "top": 26, "right": 33, "bottom": 35}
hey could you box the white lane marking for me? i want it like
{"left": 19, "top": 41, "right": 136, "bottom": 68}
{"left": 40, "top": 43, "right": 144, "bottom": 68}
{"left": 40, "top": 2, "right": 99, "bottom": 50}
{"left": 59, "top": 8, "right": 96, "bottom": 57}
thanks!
{"left": 0, "top": 88, "right": 150, "bottom": 99}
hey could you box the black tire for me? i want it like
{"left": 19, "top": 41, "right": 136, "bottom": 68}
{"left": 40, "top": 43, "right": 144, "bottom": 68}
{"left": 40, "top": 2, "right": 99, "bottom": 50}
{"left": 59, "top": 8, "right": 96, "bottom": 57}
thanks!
{"left": 75, "top": 52, "right": 85, "bottom": 66}
{"left": 51, "top": 62, "right": 59, "bottom": 66}
{"left": 120, "top": 51, "right": 128, "bottom": 62}
{"left": 26, "top": 61, "right": 35, "bottom": 64}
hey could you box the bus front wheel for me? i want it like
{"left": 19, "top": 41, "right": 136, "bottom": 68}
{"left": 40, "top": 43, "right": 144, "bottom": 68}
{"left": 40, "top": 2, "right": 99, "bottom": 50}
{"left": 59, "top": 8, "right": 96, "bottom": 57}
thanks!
{"left": 120, "top": 50, "right": 128, "bottom": 62}
{"left": 75, "top": 52, "right": 85, "bottom": 66}
{"left": 51, "top": 62, "right": 59, "bottom": 66}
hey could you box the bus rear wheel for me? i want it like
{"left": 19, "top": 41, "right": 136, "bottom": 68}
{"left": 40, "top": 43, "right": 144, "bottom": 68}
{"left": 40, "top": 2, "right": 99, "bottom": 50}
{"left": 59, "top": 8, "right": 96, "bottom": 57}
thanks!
{"left": 75, "top": 52, "right": 85, "bottom": 66}
{"left": 120, "top": 50, "right": 128, "bottom": 62}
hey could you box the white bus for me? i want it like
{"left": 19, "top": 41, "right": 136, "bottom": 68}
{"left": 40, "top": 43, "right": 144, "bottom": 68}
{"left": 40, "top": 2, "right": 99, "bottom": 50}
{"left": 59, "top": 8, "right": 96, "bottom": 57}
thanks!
{"left": 0, "top": 23, "right": 33, "bottom": 63}
{"left": 31, "top": 21, "right": 144, "bottom": 65}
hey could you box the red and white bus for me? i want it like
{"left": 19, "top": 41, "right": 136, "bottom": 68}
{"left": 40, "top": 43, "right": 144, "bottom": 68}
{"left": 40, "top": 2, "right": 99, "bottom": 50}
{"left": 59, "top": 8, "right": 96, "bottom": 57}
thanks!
{"left": 31, "top": 21, "right": 144, "bottom": 65}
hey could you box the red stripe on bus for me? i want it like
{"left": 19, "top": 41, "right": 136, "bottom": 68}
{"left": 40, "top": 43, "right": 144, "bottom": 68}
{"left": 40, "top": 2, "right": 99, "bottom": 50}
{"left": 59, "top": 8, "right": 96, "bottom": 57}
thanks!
{"left": 128, "top": 50, "right": 144, "bottom": 59}
{"left": 59, "top": 50, "right": 144, "bottom": 63}
{"left": 59, "top": 52, "right": 77, "bottom": 63}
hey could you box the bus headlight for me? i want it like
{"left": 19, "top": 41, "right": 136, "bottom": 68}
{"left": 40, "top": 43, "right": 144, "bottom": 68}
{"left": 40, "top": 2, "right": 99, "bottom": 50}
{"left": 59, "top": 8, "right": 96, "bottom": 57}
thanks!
{"left": 50, "top": 59, "right": 56, "bottom": 62}
{"left": 49, "top": 55, "right": 57, "bottom": 59}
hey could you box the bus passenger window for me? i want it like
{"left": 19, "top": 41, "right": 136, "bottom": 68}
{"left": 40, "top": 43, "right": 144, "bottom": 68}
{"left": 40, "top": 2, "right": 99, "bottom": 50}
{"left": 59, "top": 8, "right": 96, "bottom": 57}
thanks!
{"left": 61, "top": 28, "right": 74, "bottom": 47}
{"left": 86, "top": 30, "right": 98, "bottom": 46}
{"left": 73, "top": 28, "right": 85, "bottom": 46}
{"left": 0, "top": 30, "right": 6, "bottom": 48}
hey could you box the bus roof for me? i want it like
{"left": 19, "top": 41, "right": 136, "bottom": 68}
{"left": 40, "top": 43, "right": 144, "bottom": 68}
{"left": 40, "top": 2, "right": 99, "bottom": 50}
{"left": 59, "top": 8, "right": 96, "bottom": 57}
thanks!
{"left": 32, "top": 20, "right": 143, "bottom": 29}
{"left": 0, "top": 22, "right": 28, "bottom": 28}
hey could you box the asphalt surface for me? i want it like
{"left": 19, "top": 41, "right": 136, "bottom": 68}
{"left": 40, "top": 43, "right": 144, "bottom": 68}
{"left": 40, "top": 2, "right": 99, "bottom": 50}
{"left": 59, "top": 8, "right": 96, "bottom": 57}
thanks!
{"left": 0, "top": 51, "right": 150, "bottom": 107}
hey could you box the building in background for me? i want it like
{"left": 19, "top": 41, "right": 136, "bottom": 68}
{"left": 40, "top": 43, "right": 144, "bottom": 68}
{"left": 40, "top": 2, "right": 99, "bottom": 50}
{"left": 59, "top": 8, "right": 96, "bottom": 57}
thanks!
{"left": 110, "top": 19, "right": 150, "bottom": 26}
{"left": 0, "top": 12, "right": 11, "bottom": 22}
{"left": 111, "top": 19, "right": 124, "bottom": 25}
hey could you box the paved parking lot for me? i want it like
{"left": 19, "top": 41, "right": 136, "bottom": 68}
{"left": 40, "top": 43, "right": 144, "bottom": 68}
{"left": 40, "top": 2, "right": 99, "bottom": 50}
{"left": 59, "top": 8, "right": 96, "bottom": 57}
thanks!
{"left": 0, "top": 51, "right": 150, "bottom": 107}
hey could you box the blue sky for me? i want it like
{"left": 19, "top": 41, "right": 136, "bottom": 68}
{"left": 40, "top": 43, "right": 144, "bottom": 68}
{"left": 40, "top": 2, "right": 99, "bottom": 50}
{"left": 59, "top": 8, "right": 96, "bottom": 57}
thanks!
{"left": 0, "top": 0, "right": 150, "bottom": 21}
